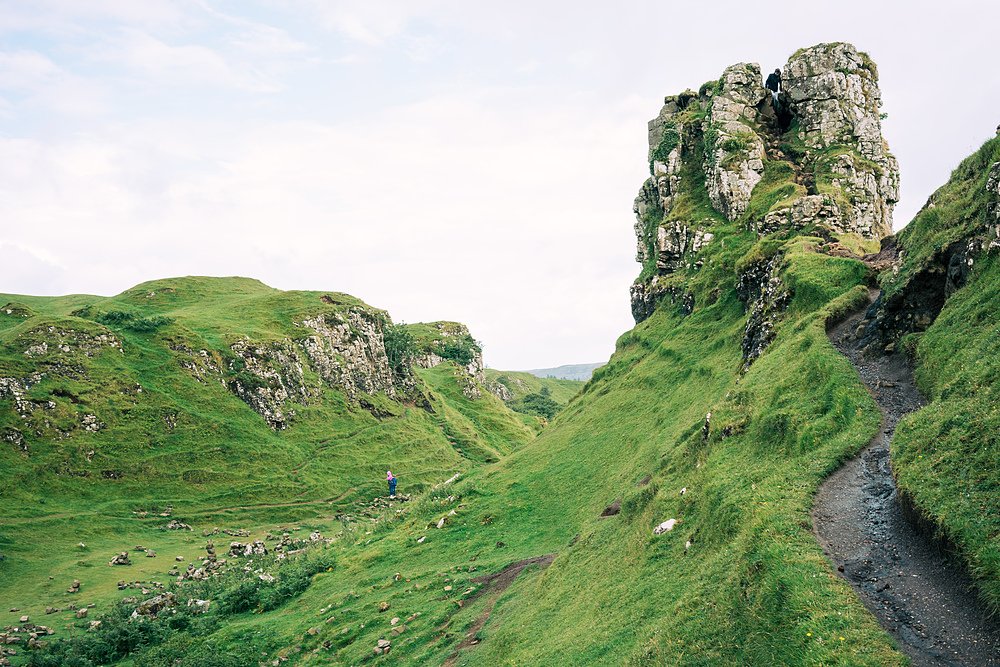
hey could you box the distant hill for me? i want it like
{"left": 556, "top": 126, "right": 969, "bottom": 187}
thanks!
{"left": 521, "top": 362, "right": 605, "bottom": 381}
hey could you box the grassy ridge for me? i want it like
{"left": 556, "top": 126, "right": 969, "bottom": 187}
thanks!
{"left": 422, "top": 246, "right": 898, "bottom": 665}
{"left": 888, "top": 136, "right": 1000, "bottom": 610}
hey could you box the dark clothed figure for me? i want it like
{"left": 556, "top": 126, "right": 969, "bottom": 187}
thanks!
{"left": 765, "top": 69, "right": 781, "bottom": 108}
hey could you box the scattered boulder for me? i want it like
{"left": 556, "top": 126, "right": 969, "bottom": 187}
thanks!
{"left": 600, "top": 498, "right": 622, "bottom": 518}
{"left": 228, "top": 540, "right": 268, "bottom": 558}
{"left": 373, "top": 639, "right": 391, "bottom": 656}
{"left": 145, "top": 550, "right": 156, "bottom": 558}
{"left": 161, "top": 519, "right": 192, "bottom": 531}
{"left": 653, "top": 519, "right": 678, "bottom": 535}
{"left": 75, "top": 609, "right": 87, "bottom": 619}
{"left": 67, "top": 580, "right": 81, "bottom": 593}
{"left": 108, "top": 552, "right": 131, "bottom": 567}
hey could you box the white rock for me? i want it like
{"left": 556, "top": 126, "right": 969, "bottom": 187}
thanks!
{"left": 653, "top": 519, "right": 678, "bottom": 535}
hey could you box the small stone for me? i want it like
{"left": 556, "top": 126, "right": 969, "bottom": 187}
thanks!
{"left": 390, "top": 617, "right": 400, "bottom": 626}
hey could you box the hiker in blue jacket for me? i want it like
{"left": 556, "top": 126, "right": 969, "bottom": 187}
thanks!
{"left": 387, "top": 470, "right": 397, "bottom": 497}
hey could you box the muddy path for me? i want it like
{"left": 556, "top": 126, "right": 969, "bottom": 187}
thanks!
{"left": 441, "top": 554, "right": 557, "bottom": 667}
{"left": 813, "top": 293, "right": 1000, "bottom": 666}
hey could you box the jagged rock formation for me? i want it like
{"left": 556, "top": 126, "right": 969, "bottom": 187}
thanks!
{"left": 735, "top": 254, "right": 791, "bottom": 371}
{"left": 632, "top": 43, "right": 899, "bottom": 333}
{"left": 850, "top": 153, "right": 1000, "bottom": 355}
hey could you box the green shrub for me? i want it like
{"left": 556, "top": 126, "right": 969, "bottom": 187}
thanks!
{"left": 383, "top": 321, "right": 415, "bottom": 371}
{"left": 438, "top": 334, "right": 481, "bottom": 366}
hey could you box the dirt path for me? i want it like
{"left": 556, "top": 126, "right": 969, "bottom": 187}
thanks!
{"left": 441, "top": 554, "right": 557, "bottom": 667}
{"left": 813, "top": 293, "right": 1000, "bottom": 666}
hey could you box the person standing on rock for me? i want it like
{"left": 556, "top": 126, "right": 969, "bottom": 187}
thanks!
{"left": 387, "top": 470, "right": 397, "bottom": 497}
{"left": 765, "top": 68, "right": 781, "bottom": 108}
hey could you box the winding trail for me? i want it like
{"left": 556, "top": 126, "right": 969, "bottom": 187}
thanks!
{"left": 813, "top": 292, "right": 1000, "bottom": 666}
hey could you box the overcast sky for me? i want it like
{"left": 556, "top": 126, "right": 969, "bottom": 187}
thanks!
{"left": 1, "top": 1, "right": 997, "bottom": 370}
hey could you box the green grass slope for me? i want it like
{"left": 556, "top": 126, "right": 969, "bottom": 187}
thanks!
{"left": 483, "top": 370, "right": 583, "bottom": 405}
{"left": 0, "top": 278, "right": 537, "bottom": 663}
{"left": 886, "top": 136, "right": 1000, "bottom": 610}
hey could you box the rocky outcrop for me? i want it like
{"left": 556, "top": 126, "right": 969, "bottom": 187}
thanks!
{"left": 631, "top": 42, "right": 898, "bottom": 324}
{"left": 297, "top": 310, "right": 398, "bottom": 399}
{"left": 856, "top": 224, "right": 1000, "bottom": 355}
{"left": 410, "top": 322, "right": 489, "bottom": 401}
{"left": 630, "top": 282, "right": 694, "bottom": 324}
{"left": 703, "top": 63, "right": 767, "bottom": 222}
{"left": 0, "top": 325, "right": 121, "bottom": 443}
{"left": 782, "top": 43, "right": 899, "bottom": 238}
{"left": 170, "top": 306, "right": 402, "bottom": 430}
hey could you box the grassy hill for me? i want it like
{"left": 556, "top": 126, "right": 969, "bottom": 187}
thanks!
{"left": 2, "top": 212, "right": 903, "bottom": 664}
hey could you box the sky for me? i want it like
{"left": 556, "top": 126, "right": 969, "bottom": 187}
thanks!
{"left": 1, "top": 1, "right": 998, "bottom": 370}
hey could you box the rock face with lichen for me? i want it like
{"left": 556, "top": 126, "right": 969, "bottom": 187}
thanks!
{"left": 632, "top": 42, "right": 899, "bottom": 326}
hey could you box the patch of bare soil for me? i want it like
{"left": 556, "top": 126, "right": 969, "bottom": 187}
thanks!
{"left": 814, "top": 291, "right": 1000, "bottom": 666}
{"left": 442, "top": 554, "right": 556, "bottom": 666}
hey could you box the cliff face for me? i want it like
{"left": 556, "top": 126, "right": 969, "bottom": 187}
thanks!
{"left": 632, "top": 43, "right": 899, "bottom": 326}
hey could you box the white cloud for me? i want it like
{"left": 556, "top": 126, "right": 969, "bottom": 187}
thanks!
{"left": 228, "top": 24, "right": 309, "bottom": 55}
{"left": 294, "top": 0, "right": 447, "bottom": 45}
{"left": 0, "top": 241, "right": 69, "bottom": 296}
{"left": 3, "top": 0, "right": 1000, "bottom": 367}
{"left": 0, "top": 50, "right": 62, "bottom": 90}
{"left": 109, "top": 28, "right": 282, "bottom": 92}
